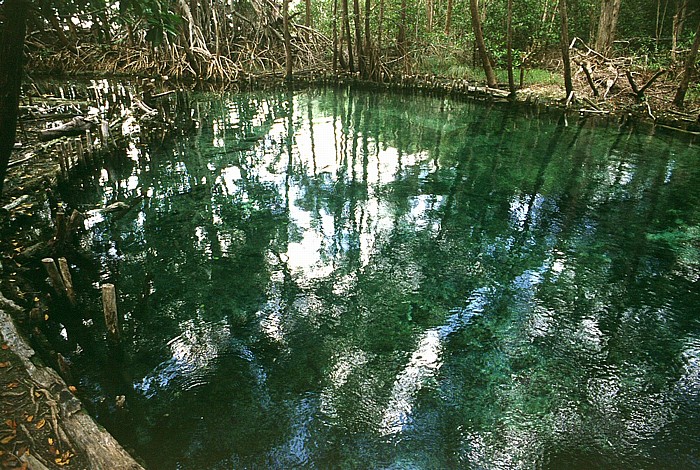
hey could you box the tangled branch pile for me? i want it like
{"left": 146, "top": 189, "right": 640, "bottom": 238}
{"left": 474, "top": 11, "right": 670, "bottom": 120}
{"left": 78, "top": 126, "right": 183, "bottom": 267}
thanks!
{"left": 25, "top": 0, "right": 330, "bottom": 81}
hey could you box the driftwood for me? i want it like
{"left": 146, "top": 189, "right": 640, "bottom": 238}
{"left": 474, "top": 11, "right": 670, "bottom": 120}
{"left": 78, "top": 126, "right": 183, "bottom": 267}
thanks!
{"left": 0, "top": 307, "right": 144, "bottom": 469}
{"left": 39, "top": 116, "right": 96, "bottom": 142}
{"left": 1, "top": 194, "right": 30, "bottom": 212}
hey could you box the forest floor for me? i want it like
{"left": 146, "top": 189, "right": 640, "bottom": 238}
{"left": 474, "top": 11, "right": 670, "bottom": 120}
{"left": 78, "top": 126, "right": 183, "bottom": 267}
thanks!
{"left": 0, "top": 69, "right": 698, "bottom": 470}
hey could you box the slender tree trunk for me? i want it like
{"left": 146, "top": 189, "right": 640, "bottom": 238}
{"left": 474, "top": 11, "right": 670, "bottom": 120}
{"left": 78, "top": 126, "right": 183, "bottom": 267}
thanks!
{"left": 42, "top": 5, "right": 76, "bottom": 52}
{"left": 655, "top": 0, "right": 669, "bottom": 47}
{"left": 0, "top": 0, "right": 29, "bottom": 197}
{"left": 445, "top": 0, "right": 453, "bottom": 34}
{"left": 673, "top": 19, "right": 700, "bottom": 108}
{"left": 378, "top": 0, "right": 385, "bottom": 79}
{"left": 559, "top": 0, "right": 574, "bottom": 98}
{"left": 469, "top": 0, "right": 497, "bottom": 87}
{"left": 283, "top": 0, "right": 293, "bottom": 80}
{"left": 353, "top": 0, "right": 365, "bottom": 76}
{"left": 333, "top": 0, "right": 339, "bottom": 70}
{"left": 427, "top": 0, "right": 433, "bottom": 33}
{"left": 305, "top": 0, "right": 312, "bottom": 41}
{"left": 342, "top": 0, "right": 354, "bottom": 71}
{"left": 365, "top": 0, "right": 373, "bottom": 79}
{"left": 398, "top": 0, "right": 407, "bottom": 65}
{"left": 506, "top": 0, "right": 515, "bottom": 94}
{"left": 672, "top": 0, "right": 688, "bottom": 62}
{"left": 595, "top": 0, "right": 623, "bottom": 54}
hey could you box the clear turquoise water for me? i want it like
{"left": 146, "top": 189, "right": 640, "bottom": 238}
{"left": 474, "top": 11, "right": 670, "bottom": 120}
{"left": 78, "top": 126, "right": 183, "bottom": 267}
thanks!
{"left": 58, "top": 87, "right": 700, "bottom": 469}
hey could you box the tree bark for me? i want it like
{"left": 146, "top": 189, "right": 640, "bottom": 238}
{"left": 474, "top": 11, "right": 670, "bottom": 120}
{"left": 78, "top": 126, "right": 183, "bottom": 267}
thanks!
{"left": 672, "top": 0, "right": 688, "bottom": 62}
{"left": 469, "top": 0, "right": 497, "bottom": 87}
{"left": 595, "top": 0, "right": 622, "bottom": 54}
{"left": 559, "top": 0, "right": 574, "bottom": 97}
{"left": 305, "top": 0, "right": 312, "bottom": 41}
{"left": 342, "top": 0, "right": 354, "bottom": 71}
{"left": 333, "top": 0, "right": 339, "bottom": 70}
{"left": 673, "top": 19, "right": 700, "bottom": 108}
{"left": 506, "top": 0, "right": 515, "bottom": 95}
{"left": 398, "top": 0, "right": 407, "bottom": 65}
{"left": 445, "top": 0, "right": 453, "bottom": 34}
{"left": 0, "top": 0, "right": 29, "bottom": 198}
{"left": 364, "top": 0, "right": 373, "bottom": 79}
{"left": 427, "top": 0, "right": 433, "bottom": 33}
{"left": 352, "top": 0, "right": 365, "bottom": 75}
{"left": 283, "top": 0, "right": 293, "bottom": 80}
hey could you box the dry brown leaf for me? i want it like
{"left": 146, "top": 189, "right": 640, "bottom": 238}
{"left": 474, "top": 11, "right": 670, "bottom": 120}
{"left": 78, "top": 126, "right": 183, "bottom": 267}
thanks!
{"left": 1, "top": 344, "right": 8, "bottom": 350}
{"left": 0, "top": 433, "right": 16, "bottom": 444}
{"left": 6, "top": 382, "right": 19, "bottom": 389}
{"left": 25, "top": 415, "right": 34, "bottom": 423}
{"left": 4, "top": 419, "right": 16, "bottom": 429}
{"left": 0, "top": 362, "right": 10, "bottom": 368}
{"left": 35, "top": 419, "right": 46, "bottom": 430}
{"left": 68, "top": 385, "right": 77, "bottom": 393}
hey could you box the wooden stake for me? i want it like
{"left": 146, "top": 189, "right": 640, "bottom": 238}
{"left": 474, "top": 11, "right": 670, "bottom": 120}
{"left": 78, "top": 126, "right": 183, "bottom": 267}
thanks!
{"left": 42, "top": 258, "right": 67, "bottom": 298}
{"left": 85, "top": 129, "right": 93, "bottom": 154}
{"left": 100, "top": 120, "right": 110, "bottom": 148}
{"left": 102, "top": 284, "right": 120, "bottom": 342}
{"left": 66, "top": 139, "right": 75, "bottom": 166}
{"left": 57, "top": 142, "right": 67, "bottom": 176}
{"left": 76, "top": 138, "right": 85, "bottom": 165}
{"left": 58, "top": 257, "right": 77, "bottom": 306}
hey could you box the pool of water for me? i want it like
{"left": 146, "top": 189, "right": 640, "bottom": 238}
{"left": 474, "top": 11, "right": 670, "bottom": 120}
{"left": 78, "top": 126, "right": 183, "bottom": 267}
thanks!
{"left": 56, "top": 86, "right": 699, "bottom": 469}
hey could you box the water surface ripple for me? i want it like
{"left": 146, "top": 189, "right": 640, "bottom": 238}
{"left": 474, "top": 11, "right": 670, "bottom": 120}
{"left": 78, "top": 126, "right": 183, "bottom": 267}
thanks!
{"left": 59, "top": 87, "right": 700, "bottom": 469}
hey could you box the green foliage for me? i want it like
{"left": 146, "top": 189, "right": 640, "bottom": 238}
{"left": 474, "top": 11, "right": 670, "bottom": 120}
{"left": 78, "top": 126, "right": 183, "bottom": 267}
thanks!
{"left": 120, "top": 0, "right": 181, "bottom": 46}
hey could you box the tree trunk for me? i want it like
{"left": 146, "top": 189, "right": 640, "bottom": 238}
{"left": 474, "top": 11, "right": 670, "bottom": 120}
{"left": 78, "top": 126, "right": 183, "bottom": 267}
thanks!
{"left": 364, "top": 0, "right": 373, "bottom": 79}
{"left": 445, "top": 0, "right": 453, "bottom": 34}
{"left": 305, "top": 0, "right": 312, "bottom": 41}
{"left": 398, "top": 0, "right": 407, "bottom": 66}
{"left": 672, "top": 0, "right": 688, "bottom": 62}
{"left": 595, "top": 0, "right": 622, "bottom": 54}
{"left": 506, "top": 0, "right": 515, "bottom": 94}
{"left": 673, "top": 19, "right": 700, "bottom": 108}
{"left": 469, "top": 0, "right": 497, "bottom": 87}
{"left": 353, "top": 0, "right": 365, "bottom": 76}
{"left": 427, "top": 0, "right": 433, "bottom": 33}
{"left": 283, "top": 0, "right": 293, "bottom": 80}
{"left": 559, "top": 0, "right": 574, "bottom": 98}
{"left": 378, "top": 0, "right": 385, "bottom": 79}
{"left": 333, "top": 0, "right": 339, "bottom": 70}
{"left": 0, "top": 0, "right": 29, "bottom": 198}
{"left": 342, "top": 0, "right": 354, "bottom": 71}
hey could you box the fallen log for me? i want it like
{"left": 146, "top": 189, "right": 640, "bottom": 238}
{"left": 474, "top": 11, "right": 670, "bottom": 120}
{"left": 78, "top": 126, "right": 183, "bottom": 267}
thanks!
{"left": 39, "top": 116, "right": 96, "bottom": 142}
{"left": 0, "top": 307, "right": 145, "bottom": 469}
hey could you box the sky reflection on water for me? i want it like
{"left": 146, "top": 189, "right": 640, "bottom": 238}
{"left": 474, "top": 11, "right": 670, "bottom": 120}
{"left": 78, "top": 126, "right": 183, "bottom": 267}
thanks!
{"left": 58, "top": 86, "right": 700, "bottom": 469}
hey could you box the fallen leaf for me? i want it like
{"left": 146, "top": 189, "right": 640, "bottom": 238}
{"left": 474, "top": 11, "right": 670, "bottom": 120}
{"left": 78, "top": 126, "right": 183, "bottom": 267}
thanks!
{"left": 0, "top": 433, "right": 15, "bottom": 444}
{"left": 1, "top": 344, "right": 8, "bottom": 350}
{"left": 26, "top": 415, "right": 34, "bottom": 423}
{"left": 6, "top": 382, "right": 19, "bottom": 389}
{"left": 68, "top": 385, "right": 77, "bottom": 393}
{"left": 35, "top": 419, "right": 46, "bottom": 430}
{"left": 4, "top": 419, "right": 16, "bottom": 429}
{"left": 44, "top": 314, "right": 49, "bottom": 321}
{"left": 47, "top": 437, "right": 53, "bottom": 445}
{"left": 0, "top": 362, "right": 10, "bottom": 368}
